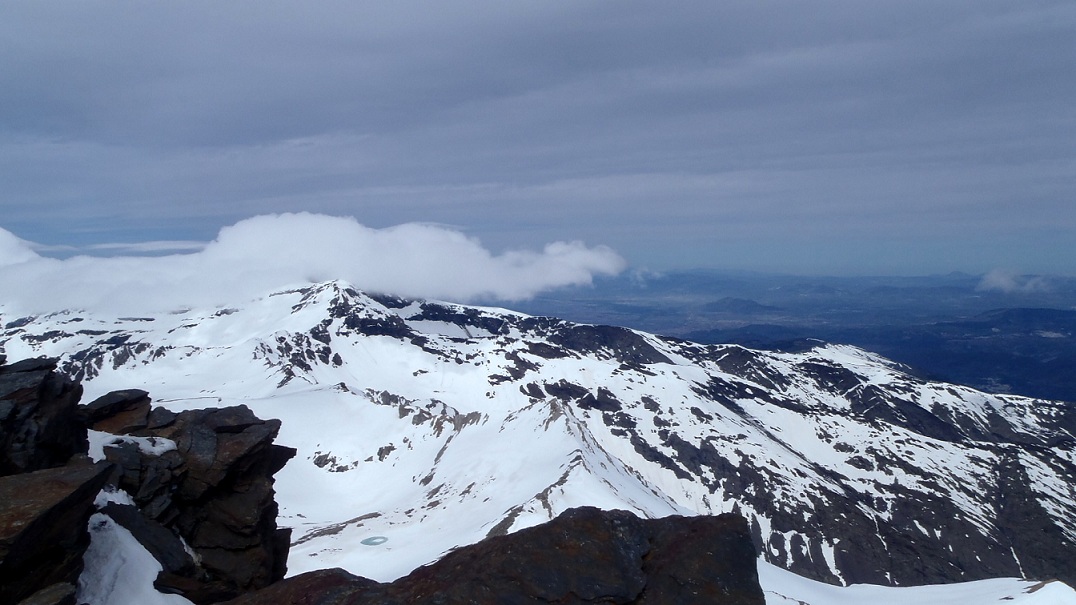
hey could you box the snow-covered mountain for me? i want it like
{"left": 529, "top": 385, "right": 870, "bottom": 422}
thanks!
{"left": 2, "top": 281, "right": 1073, "bottom": 590}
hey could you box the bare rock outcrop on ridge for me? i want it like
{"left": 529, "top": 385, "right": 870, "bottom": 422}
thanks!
{"left": 223, "top": 507, "right": 765, "bottom": 605}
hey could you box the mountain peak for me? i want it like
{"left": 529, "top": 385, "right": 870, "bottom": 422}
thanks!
{"left": 2, "top": 283, "right": 1074, "bottom": 588}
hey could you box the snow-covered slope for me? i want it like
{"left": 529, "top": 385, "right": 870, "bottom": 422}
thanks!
{"left": 759, "top": 561, "right": 1076, "bottom": 605}
{"left": 2, "top": 281, "right": 1074, "bottom": 590}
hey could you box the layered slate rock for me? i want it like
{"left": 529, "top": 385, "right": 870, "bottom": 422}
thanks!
{"left": 0, "top": 357, "right": 86, "bottom": 477}
{"left": 81, "top": 389, "right": 151, "bottom": 434}
{"left": 0, "top": 460, "right": 112, "bottom": 605}
{"left": 99, "top": 403, "right": 296, "bottom": 603}
{"left": 0, "top": 353, "right": 298, "bottom": 603}
{"left": 223, "top": 507, "right": 765, "bottom": 605}
{"left": 0, "top": 356, "right": 103, "bottom": 603}
{"left": 15, "top": 581, "right": 79, "bottom": 605}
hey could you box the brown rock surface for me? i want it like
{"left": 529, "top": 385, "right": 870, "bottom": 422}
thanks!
{"left": 0, "top": 358, "right": 86, "bottom": 477}
{"left": 0, "top": 461, "right": 112, "bottom": 604}
{"left": 223, "top": 507, "right": 765, "bottom": 605}
{"left": 0, "top": 356, "right": 296, "bottom": 603}
{"left": 81, "top": 389, "right": 151, "bottom": 434}
{"left": 14, "top": 581, "right": 77, "bottom": 605}
{"left": 217, "top": 568, "right": 377, "bottom": 605}
{"left": 100, "top": 404, "right": 296, "bottom": 603}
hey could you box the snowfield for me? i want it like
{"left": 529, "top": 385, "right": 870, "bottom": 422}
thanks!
{"left": 2, "top": 280, "right": 1074, "bottom": 603}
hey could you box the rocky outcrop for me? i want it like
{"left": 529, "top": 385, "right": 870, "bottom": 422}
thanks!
{"left": 0, "top": 357, "right": 86, "bottom": 477}
{"left": 82, "top": 389, "right": 151, "bottom": 434}
{"left": 0, "top": 356, "right": 103, "bottom": 604}
{"left": 216, "top": 568, "right": 377, "bottom": 605}
{"left": 101, "top": 404, "right": 297, "bottom": 603}
{"left": 0, "top": 460, "right": 112, "bottom": 604}
{"left": 15, "top": 581, "right": 79, "bottom": 605}
{"left": 223, "top": 507, "right": 765, "bottom": 605}
{"left": 0, "top": 355, "right": 295, "bottom": 604}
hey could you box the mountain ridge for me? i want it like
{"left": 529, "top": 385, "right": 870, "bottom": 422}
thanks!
{"left": 2, "top": 280, "right": 1074, "bottom": 587}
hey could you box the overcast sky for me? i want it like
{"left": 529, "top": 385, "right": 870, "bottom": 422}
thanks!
{"left": 2, "top": 1, "right": 1074, "bottom": 276}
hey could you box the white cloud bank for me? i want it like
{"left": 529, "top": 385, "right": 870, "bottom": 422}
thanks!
{"left": 0, "top": 214, "right": 625, "bottom": 315}
{"left": 976, "top": 269, "right": 1053, "bottom": 294}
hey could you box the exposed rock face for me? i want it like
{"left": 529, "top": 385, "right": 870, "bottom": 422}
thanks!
{"left": 82, "top": 389, "right": 151, "bottom": 434}
{"left": 223, "top": 507, "right": 765, "bottom": 605}
{"left": 217, "top": 568, "right": 377, "bottom": 605}
{"left": 16, "top": 581, "right": 78, "bottom": 605}
{"left": 101, "top": 404, "right": 296, "bottom": 603}
{"left": 160, "top": 405, "right": 295, "bottom": 601}
{"left": 0, "top": 355, "right": 295, "bottom": 604}
{"left": 0, "top": 357, "right": 86, "bottom": 477}
{"left": 0, "top": 356, "right": 101, "bottom": 603}
{"left": 0, "top": 460, "right": 112, "bottom": 605}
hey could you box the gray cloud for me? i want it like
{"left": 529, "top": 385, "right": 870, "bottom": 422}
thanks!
{"left": 1, "top": 1, "right": 1074, "bottom": 275}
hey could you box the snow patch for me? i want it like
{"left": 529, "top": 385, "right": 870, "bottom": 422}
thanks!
{"left": 77, "top": 513, "right": 193, "bottom": 605}
{"left": 758, "top": 559, "right": 1076, "bottom": 605}
{"left": 87, "top": 429, "right": 177, "bottom": 462}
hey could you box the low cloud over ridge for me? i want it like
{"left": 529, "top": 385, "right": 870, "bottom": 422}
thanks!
{"left": 976, "top": 269, "right": 1053, "bottom": 294}
{"left": 0, "top": 214, "right": 625, "bottom": 315}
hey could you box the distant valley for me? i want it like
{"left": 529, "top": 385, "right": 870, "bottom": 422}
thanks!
{"left": 511, "top": 271, "right": 1076, "bottom": 402}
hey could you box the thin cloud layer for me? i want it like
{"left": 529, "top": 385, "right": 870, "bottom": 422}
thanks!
{"left": 976, "top": 269, "right": 1053, "bottom": 294}
{"left": 0, "top": 214, "right": 625, "bottom": 315}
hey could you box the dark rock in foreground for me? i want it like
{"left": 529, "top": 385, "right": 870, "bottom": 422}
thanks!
{"left": 99, "top": 404, "right": 297, "bottom": 603}
{"left": 0, "top": 357, "right": 86, "bottom": 477}
{"left": 82, "top": 389, "right": 151, "bottom": 434}
{"left": 217, "top": 568, "right": 377, "bottom": 605}
{"left": 0, "top": 460, "right": 112, "bottom": 605}
{"left": 15, "top": 581, "right": 78, "bottom": 605}
{"left": 224, "top": 507, "right": 765, "bottom": 605}
{"left": 0, "top": 355, "right": 296, "bottom": 604}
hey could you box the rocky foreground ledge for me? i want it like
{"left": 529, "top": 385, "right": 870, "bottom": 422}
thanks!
{"left": 222, "top": 506, "right": 764, "bottom": 605}
{"left": 0, "top": 355, "right": 294, "bottom": 604}
{"left": 0, "top": 354, "right": 765, "bottom": 604}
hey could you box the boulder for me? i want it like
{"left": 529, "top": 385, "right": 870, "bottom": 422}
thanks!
{"left": 223, "top": 507, "right": 765, "bottom": 605}
{"left": 81, "top": 389, "right": 151, "bottom": 434}
{"left": 0, "top": 357, "right": 296, "bottom": 603}
{"left": 0, "top": 358, "right": 86, "bottom": 476}
{"left": 101, "top": 440, "right": 185, "bottom": 524}
{"left": 102, "top": 404, "right": 296, "bottom": 603}
{"left": 638, "top": 513, "right": 766, "bottom": 604}
{"left": 219, "top": 568, "right": 377, "bottom": 605}
{"left": 0, "top": 460, "right": 113, "bottom": 604}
